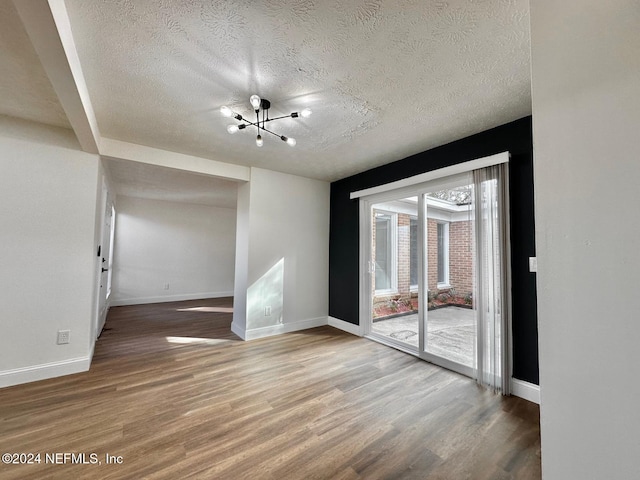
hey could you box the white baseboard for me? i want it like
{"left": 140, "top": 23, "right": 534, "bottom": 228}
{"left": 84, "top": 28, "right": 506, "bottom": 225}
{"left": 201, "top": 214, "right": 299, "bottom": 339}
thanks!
{"left": 235, "top": 316, "right": 328, "bottom": 341}
{"left": 0, "top": 356, "right": 91, "bottom": 389}
{"left": 230, "top": 320, "right": 246, "bottom": 340}
{"left": 511, "top": 378, "right": 540, "bottom": 404}
{"left": 111, "top": 291, "right": 234, "bottom": 307}
{"left": 328, "top": 316, "right": 363, "bottom": 336}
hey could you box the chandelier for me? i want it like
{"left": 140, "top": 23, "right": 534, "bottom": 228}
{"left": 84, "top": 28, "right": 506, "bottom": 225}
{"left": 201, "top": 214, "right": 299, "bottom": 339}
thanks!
{"left": 221, "top": 95, "right": 312, "bottom": 147}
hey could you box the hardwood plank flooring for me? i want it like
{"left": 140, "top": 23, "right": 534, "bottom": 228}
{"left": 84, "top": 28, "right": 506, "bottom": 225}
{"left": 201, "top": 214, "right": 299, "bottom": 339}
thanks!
{"left": 0, "top": 298, "right": 540, "bottom": 479}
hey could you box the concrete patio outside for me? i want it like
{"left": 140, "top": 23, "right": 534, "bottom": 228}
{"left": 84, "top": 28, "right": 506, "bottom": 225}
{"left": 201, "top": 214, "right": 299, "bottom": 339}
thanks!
{"left": 372, "top": 306, "right": 475, "bottom": 366}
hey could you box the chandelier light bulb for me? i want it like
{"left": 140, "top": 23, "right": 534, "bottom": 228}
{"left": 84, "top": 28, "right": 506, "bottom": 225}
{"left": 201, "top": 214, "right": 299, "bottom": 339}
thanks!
{"left": 281, "top": 135, "right": 296, "bottom": 146}
{"left": 301, "top": 108, "right": 312, "bottom": 118}
{"left": 256, "top": 134, "right": 263, "bottom": 147}
{"left": 227, "top": 124, "right": 239, "bottom": 134}
{"left": 250, "top": 95, "right": 261, "bottom": 110}
{"left": 220, "top": 106, "right": 233, "bottom": 117}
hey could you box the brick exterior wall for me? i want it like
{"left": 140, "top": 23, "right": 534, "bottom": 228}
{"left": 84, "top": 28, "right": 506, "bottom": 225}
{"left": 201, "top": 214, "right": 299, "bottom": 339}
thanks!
{"left": 372, "top": 211, "right": 474, "bottom": 309}
{"left": 397, "top": 214, "right": 411, "bottom": 294}
{"left": 448, "top": 220, "right": 474, "bottom": 296}
{"left": 427, "top": 218, "right": 439, "bottom": 292}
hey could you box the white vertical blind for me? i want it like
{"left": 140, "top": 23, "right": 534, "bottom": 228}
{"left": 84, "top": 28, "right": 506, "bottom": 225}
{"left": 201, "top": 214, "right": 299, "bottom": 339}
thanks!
{"left": 473, "top": 163, "right": 510, "bottom": 393}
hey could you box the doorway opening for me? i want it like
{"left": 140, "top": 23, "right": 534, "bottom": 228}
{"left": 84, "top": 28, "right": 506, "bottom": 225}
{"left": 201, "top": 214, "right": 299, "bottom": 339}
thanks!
{"left": 96, "top": 181, "right": 115, "bottom": 340}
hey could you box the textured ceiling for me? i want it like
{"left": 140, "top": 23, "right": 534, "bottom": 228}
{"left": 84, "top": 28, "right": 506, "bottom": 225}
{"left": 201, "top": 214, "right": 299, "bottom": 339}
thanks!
{"left": 65, "top": 0, "right": 531, "bottom": 182}
{"left": 104, "top": 158, "right": 238, "bottom": 208}
{"left": 0, "top": 0, "right": 70, "bottom": 128}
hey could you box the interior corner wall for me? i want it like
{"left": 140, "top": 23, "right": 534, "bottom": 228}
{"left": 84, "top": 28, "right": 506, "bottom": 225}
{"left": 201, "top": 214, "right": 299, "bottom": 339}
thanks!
{"left": 111, "top": 196, "right": 236, "bottom": 306}
{"left": 530, "top": 1, "right": 640, "bottom": 478}
{"left": 0, "top": 119, "right": 100, "bottom": 387}
{"left": 329, "top": 117, "right": 538, "bottom": 384}
{"left": 232, "top": 168, "right": 330, "bottom": 340}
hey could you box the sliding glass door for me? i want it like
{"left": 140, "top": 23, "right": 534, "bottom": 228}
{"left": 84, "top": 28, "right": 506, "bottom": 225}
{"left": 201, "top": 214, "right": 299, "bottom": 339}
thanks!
{"left": 361, "top": 161, "right": 510, "bottom": 392}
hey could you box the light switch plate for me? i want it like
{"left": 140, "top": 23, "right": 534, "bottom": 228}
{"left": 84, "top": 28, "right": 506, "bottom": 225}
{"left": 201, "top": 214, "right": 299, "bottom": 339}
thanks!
{"left": 529, "top": 257, "right": 537, "bottom": 273}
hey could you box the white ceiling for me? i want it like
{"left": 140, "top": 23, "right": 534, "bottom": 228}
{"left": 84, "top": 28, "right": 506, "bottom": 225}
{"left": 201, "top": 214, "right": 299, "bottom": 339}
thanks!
{"left": 1, "top": 0, "right": 531, "bottom": 205}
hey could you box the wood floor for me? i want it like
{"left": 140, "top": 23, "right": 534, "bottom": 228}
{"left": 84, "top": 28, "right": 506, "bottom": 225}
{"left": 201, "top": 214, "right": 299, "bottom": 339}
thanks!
{"left": 0, "top": 298, "right": 541, "bottom": 479}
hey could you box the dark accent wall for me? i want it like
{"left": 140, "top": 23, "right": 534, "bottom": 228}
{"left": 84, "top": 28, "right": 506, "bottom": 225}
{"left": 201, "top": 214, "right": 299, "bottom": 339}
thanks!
{"left": 329, "top": 116, "right": 539, "bottom": 385}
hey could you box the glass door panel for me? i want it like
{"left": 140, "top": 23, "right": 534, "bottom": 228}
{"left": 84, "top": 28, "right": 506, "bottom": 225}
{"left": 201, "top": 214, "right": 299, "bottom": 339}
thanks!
{"left": 422, "top": 182, "right": 476, "bottom": 369}
{"left": 370, "top": 197, "right": 419, "bottom": 350}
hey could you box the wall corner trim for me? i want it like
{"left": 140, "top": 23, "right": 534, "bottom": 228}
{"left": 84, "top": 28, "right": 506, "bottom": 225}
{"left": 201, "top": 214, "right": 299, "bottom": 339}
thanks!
{"left": 511, "top": 378, "right": 540, "bottom": 404}
{"left": 0, "top": 356, "right": 91, "bottom": 389}
{"left": 328, "top": 316, "right": 364, "bottom": 337}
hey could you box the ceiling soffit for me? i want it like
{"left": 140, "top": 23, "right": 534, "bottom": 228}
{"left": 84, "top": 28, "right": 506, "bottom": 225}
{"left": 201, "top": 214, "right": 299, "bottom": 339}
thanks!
{"left": 104, "top": 157, "right": 239, "bottom": 208}
{"left": 0, "top": 0, "right": 70, "bottom": 129}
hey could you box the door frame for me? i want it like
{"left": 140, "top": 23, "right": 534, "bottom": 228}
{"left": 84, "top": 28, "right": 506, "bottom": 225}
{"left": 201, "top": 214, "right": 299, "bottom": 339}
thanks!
{"left": 357, "top": 152, "right": 511, "bottom": 381}
{"left": 94, "top": 178, "right": 115, "bottom": 340}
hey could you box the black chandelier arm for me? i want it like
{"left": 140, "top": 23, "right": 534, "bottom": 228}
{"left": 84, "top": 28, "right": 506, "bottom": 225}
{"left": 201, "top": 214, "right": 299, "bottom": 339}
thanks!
{"left": 263, "top": 113, "right": 298, "bottom": 122}
{"left": 234, "top": 112, "right": 297, "bottom": 129}
{"left": 232, "top": 120, "right": 283, "bottom": 139}
{"left": 258, "top": 125, "right": 285, "bottom": 138}
{"left": 236, "top": 118, "right": 259, "bottom": 128}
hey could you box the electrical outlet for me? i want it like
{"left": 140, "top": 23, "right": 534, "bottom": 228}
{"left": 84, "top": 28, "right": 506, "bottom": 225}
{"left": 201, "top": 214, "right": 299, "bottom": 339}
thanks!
{"left": 264, "top": 306, "right": 271, "bottom": 316}
{"left": 164, "top": 283, "right": 170, "bottom": 290}
{"left": 57, "top": 330, "right": 70, "bottom": 345}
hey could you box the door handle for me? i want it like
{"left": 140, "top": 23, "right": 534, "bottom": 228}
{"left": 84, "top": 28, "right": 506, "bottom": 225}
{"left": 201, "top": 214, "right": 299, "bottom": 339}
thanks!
{"left": 101, "top": 268, "right": 108, "bottom": 273}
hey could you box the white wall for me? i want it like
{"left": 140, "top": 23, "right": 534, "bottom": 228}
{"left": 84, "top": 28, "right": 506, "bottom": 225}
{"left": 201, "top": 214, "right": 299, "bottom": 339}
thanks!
{"left": 0, "top": 117, "right": 100, "bottom": 387}
{"left": 112, "top": 195, "right": 236, "bottom": 305}
{"left": 530, "top": 1, "right": 640, "bottom": 478}
{"left": 232, "top": 168, "right": 330, "bottom": 339}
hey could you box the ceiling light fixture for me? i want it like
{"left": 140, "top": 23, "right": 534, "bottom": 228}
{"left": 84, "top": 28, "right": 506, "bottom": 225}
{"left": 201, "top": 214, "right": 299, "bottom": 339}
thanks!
{"left": 220, "top": 95, "right": 312, "bottom": 147}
